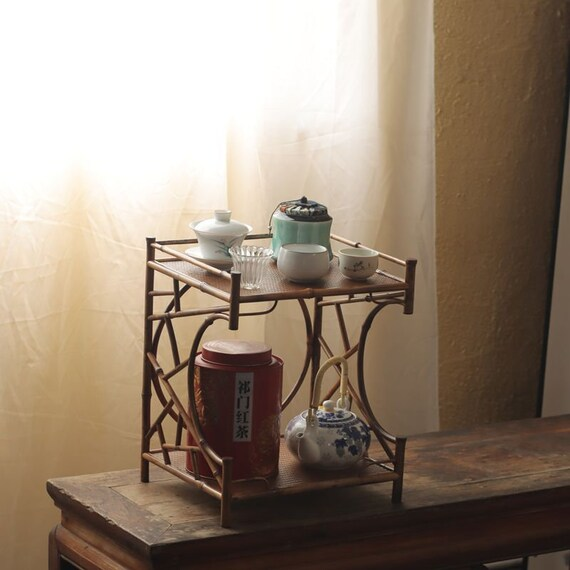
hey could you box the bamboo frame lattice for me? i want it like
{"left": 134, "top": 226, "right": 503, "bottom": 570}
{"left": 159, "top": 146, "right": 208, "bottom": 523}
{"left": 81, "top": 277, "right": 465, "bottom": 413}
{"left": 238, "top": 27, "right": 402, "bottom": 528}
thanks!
{"left": 141, "top": 233, "right": 417, "bottom": 527}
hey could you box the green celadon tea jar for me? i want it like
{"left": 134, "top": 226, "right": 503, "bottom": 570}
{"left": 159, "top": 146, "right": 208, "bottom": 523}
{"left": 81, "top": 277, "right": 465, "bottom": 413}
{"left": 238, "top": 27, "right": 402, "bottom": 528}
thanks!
{"left": 269, "top": 197, "right": 333, "bottom": 260}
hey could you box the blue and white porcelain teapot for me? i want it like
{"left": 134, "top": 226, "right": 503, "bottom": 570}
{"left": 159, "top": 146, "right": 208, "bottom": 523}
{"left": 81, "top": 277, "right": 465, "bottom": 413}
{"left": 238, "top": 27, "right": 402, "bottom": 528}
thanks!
{"left": 284, "top": 356, "right": 371, "bottom": 470}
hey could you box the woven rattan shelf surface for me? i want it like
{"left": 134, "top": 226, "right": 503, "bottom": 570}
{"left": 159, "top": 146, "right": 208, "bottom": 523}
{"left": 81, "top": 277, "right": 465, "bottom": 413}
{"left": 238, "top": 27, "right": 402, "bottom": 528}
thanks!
{"left": 155, "top": 257, "right": 406, "bottom": 302}
{"left": 148, "top": 441, "right": 398, "bottom": 502}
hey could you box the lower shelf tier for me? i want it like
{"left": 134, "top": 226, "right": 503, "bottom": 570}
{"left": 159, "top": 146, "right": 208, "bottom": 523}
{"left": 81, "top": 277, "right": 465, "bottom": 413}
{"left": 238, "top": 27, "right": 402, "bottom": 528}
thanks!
{"left": 143, "top": 440, "right": 399, "bottom": 502}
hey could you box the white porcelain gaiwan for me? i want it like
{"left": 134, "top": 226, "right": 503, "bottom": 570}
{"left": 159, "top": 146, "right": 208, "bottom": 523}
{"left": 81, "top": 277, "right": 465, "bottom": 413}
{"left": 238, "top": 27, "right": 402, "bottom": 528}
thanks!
{"left": 190, "top": 210, "right": 252, "bottom": 261}
{"left": 284, "top": 356, "right": 371, "bottom": 470}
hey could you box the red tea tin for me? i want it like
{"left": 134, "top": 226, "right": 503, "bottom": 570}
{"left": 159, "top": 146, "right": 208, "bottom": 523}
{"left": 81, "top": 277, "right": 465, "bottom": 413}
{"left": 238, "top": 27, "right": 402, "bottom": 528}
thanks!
{"left": 186, "top": 339, "right": 283, "bottom": 481}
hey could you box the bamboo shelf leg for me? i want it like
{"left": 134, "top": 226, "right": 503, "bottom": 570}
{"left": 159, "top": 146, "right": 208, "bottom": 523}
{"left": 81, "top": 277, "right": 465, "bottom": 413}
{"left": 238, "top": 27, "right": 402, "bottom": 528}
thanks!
{"left": 141, "top": 237, "right": 156, "bottom": 483}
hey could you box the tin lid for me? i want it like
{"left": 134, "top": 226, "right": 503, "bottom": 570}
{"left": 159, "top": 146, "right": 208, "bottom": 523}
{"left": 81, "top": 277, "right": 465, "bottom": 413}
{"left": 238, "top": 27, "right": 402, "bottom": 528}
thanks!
{"left": 277, "top": 196, "right": 331, "bottom": 222}
{"left": 201, "top": 340, "right": 273, "bottom": 366}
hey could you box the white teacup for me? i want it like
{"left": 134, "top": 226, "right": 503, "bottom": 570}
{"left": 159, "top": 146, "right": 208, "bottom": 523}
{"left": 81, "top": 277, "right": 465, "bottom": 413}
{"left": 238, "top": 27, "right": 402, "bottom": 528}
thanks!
{"left": 277, "top": 243, "right": 330, "bottom": 283}
{"left": 338, "top": 247, "right": 378, "bottom": 280}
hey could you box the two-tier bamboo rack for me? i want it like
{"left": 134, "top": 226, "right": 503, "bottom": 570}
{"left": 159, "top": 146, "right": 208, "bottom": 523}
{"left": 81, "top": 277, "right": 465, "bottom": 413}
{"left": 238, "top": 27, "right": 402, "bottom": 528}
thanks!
{"left": 141, "top": 232, "right": 416, "bottom": 527}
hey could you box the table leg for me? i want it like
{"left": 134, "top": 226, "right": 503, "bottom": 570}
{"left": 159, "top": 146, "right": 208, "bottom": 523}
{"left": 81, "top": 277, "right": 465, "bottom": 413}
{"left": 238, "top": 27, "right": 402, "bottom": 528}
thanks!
{"left": 48, "top": 524, "right": 132, "bottom": 570}
{"left": 49, "top": 526, "right": 62, "bottom": 570}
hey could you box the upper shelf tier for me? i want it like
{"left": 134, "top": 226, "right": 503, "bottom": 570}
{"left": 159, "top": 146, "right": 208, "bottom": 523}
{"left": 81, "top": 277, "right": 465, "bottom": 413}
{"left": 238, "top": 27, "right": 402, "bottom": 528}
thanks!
{"left": 147, "top": 235, "right": 416, "bottom": 307}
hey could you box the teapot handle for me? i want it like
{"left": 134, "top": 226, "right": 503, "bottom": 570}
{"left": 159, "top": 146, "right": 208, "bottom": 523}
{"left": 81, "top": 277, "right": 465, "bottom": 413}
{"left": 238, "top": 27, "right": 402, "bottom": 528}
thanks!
{"left": 309, "top": 356, "right": 349, "bottom": 416}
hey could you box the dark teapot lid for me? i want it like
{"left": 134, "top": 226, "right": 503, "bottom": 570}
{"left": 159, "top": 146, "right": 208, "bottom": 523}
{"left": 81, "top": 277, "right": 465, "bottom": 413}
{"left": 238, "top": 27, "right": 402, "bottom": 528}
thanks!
{"left": 277, "top": 196, "right": 331, "bottom": 222}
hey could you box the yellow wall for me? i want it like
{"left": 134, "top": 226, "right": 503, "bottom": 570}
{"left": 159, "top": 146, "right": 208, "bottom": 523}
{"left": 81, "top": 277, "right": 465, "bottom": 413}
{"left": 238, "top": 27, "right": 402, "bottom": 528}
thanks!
{"left": 435, "top": 0, "right": 570, "bottom": 429}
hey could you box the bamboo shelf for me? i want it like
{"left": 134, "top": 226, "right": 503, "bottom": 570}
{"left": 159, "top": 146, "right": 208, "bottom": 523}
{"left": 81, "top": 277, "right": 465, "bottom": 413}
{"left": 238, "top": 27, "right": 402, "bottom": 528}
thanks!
{"left": 144, "top": 441, "right": 399, "bottom": 501}
{"left": 141, "top": 233, "right": 416, "bottom": 527}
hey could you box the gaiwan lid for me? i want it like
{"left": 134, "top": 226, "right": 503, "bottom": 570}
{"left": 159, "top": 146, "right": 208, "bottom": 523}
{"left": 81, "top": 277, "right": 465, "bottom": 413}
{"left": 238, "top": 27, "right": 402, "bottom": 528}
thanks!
{"left": 276, "top": 196, "right": 331, "bottom": 222}
{"left": 201, "top": 339, "right": 273, "bottom": 366}
{"left": 190, "top": 210, "right": 252, "bottom": 237}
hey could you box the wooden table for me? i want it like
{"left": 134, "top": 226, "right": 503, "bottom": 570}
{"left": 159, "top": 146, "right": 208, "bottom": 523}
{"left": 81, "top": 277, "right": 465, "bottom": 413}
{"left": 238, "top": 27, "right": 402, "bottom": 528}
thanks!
{"left": 47, "top": 415, "right": 570, "bottom": 570}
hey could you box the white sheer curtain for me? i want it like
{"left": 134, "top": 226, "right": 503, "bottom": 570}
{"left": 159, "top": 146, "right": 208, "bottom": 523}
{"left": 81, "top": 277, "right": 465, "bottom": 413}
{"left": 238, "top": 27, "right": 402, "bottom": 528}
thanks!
{"left": 0, "top": 1, "right": 437, "bottom": 568}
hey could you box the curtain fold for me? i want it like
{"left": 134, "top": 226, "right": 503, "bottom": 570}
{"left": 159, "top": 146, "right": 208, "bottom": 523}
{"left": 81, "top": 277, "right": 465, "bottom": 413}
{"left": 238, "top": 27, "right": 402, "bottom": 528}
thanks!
{"left": 0, "top": 2, "right": 436, "bottom": 567}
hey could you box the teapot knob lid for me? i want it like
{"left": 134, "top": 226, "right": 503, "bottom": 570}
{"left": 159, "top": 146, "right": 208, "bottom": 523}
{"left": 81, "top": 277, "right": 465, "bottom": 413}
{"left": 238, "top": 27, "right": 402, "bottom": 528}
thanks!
{"left": 323, "top": 400, "right": 335, "bottom": 412}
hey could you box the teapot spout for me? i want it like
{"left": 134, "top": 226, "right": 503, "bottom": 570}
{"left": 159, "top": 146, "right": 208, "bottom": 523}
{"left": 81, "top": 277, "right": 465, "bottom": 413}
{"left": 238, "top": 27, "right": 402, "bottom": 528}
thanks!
{"left": 297, "top": 431, "right": 320, "bottom": 465}
{"left": 297, "top": 410, "right": 320, "bottom": 465}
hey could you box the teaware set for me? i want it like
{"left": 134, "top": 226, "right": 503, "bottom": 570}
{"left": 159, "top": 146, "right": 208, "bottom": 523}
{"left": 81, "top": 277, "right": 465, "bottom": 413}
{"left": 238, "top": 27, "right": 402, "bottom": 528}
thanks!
{"left": 188, "top": 196, "right": 380, "bottom": 287}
